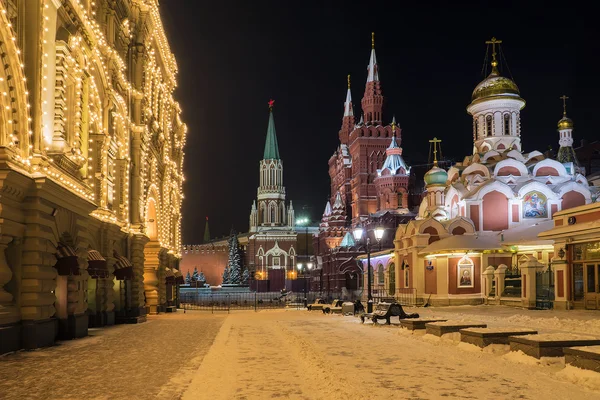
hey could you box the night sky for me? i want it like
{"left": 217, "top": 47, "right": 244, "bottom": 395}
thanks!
{"left": 160, "top": 1, "right": 597, "bottom": 243}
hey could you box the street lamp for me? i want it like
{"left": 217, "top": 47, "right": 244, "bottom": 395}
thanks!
{"left": 297, "top": 262, "right": 311, "bottom": 308}
{"left": 353, "top": 224, "right": 385, "bottom": 313}
{"left": 296, "top": 216, "right": 311, "bottom": 294}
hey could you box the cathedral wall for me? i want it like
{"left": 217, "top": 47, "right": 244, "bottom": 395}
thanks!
{"left": 482, "top": 191, "right": 509, "bottom": 231}
{"left": 561, "top": 191, "right": 586, "bottom": 210}
{"left": 180, "top": 245, "right": 228, "bottom": 286}
{"left": 448, "top": 256, "right": 481, "bottom": 295}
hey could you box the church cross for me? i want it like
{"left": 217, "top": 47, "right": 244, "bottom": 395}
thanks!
{"left": 429, "top": 137, "right": 442, "bottom": 166}
{"left": 485, "top": 37, "right": 502, "bottom": 67}
{"left": 560, "top": 95, "right": 569, "bottom": 116}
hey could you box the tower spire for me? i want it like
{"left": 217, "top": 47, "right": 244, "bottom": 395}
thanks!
{"left": 362, "top": 32, "right": 383, "bottom": 124}
{"left": 203, "top": 216, "right": 210, "bottom": 243}
{"left": 344, "top": 74, "right": 353, "bottom": 117}
{"left": 263, "top": 99, "right": 280, "bottom": 160}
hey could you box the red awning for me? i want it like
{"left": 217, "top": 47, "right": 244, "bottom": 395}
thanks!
{"left": 54, "top": 243, "right": 80, "bottom": 276}
{"left": 113, "top": 250, "right": 134, "bottom": 280}
{"left": 87, "top": 250, "right": 108, "bottom": 279}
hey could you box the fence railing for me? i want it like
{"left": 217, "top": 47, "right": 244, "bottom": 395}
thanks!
{"left": 371, "top": 288, "right": 418, "bottom": 306}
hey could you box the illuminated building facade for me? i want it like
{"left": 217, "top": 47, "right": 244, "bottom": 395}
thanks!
{"left": 0, "top": 0, "right": 186, "bottom": 354}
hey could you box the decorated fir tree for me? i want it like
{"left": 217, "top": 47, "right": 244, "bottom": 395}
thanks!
{"left": 222, "top": 266, "right": 230, "bottom": 284}
{"left": 241, "top": 268, "right": 250, "bottom": 285}
{"left": 185, "top": 270, "right": 192, "bottom": 285}
{"left": 198, "top": 271, "right": 206, "bottom": 284}
{"left": 227, "top": 229, "right": 243, "bottom": 284}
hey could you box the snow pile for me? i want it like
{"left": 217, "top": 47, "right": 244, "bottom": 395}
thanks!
{"left": 457, "top": 342, "right": 483, "bottom": 353}
{"left": 503, "top": 350, "right": 541, "bottom": 366}
{"left": 505, "top": 315, "right": 600, "bottom": 336}
{"left": 482, "top": 344, "right": 510, "bottom": 355}
{"left": 557, "top": 365, "right": 600, "bottom": 391}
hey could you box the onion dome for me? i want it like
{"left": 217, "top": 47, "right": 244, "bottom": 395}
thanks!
{"left": 557, "top": 116, "right": 574, "bottom": 130}
{"left": 424, "top": 166, "right": 448, "bottom": 186}
{"left": 471, "top": 69, "right": 521, "bottom": 102}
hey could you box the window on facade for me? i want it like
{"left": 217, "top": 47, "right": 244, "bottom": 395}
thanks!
{"left": 404, "top": 269, "right": 409, "bottom": 288}
{"left": 272, "top": 257, "right": 280, "bottom": 267}
{"left": 378, "top": 266, "right": 385, "bottom": 285}
{"left": 503, "top": 114, "right": 510, "bottom": 135}
{"left": 486, "top": 115, "right": 492, "bottom": 136}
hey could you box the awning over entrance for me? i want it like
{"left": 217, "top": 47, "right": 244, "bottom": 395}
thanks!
{"left": 87, "top": 250, "right": 109, "bottom": 279}
{"left": 54, "top": 243, "right": 80, "bottom": 276}
{"left": 419, "top": 234, "right": 503, "bottom": 255}
{"left": 113, "top": 250, "right": 134, "bottom": 280}
{"left": 173, "top": 269, "right": 184, "bottom": 284}
{"left": 165, "top": 268, "right": 175, "bottom": 283}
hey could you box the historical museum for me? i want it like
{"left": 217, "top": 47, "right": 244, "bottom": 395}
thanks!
{"left": 0, "top": 0, "right": 185, "bottom": 354}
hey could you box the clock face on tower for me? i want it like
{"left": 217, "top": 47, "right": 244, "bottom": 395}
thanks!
{"left": 568, "top": 216, "right": 576, "bottom": 225}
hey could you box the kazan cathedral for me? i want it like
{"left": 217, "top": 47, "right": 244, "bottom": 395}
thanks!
{"left": 361, "top": 39, "right": 596, "bottom": 309}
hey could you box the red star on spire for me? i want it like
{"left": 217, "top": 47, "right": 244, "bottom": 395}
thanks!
{"left": 268, "top": 99, "right": 275, "bottom": 109}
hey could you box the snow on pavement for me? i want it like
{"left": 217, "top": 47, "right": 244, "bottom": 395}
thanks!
{"left": 183, "top": 309, "right": 600, "bottom": 400}
{"left": 2, "top": 306, "right": 600, "bottom": 399}
{"left": 0, "top": 312, "right": 225, "bottom": 400}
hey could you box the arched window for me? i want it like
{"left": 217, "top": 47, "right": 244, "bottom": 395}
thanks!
{"left": 473, "top": 119, "right": 478, "bottom": 138}
{"left": 270, "top": 205, "right": 276, "bottom": 223}
{"left": 378, "top": 265, "right": 385, "bottom": 286}
{"left": 486, "top": 115, "right": 493, "bottom": 137}
{"left": 503, "top": 114, "right": 510, "bottom": 135}
{"left": 457, "top": 256, "right": 474, "bottom": 288}
{"left": 388, "top": 263, "right": 396, "bottom": 294}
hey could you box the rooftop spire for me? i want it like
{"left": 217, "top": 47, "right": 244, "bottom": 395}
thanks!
{"left": 263, "top": 99, "right": 280, "bottom": 160}
{"left": 367, "top": 32, "right": 379, "bottom": 83}
{"left": 344, "top": 74, "right": 353, "bottom": 117}
{"left": 485, "top": 37, "right": 502, "bottom": 75}
{"left": 203, "top": 216, "right": 210, "bottom": 243}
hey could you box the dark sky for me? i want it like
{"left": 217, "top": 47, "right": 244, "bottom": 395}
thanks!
{"left": 160, "top": 1, "right": 597, "bottom": 243}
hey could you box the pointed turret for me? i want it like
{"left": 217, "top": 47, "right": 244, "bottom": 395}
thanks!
{"left": 319, "top": 201, "right": 332, "bottom": 231}
{"left": 339, "top": 231, "right": 356, "bottom": 247}
{"left": 203, "top": 216, "right": 211, "bottom": 243}
{"left": 378, "top": 119, "right": 409, "bottom": 176}
{"left": 339, "top": 75, "right": 356, "bottom": 145}
{"left": 263, "top": 100, "right": 280, "bottom": 160}
{"left": 361, "top": 32, "right": 384, "bottom": 125}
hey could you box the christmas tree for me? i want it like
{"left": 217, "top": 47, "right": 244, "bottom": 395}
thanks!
{"left": 241, "top": 268, "right": 250, "bottom": 285}
{"left": 227, "top": 229, "right": 243, "bottom": 284}
{"left": 222, "top": 266, "right": 230, "bottom": 284}
{"left": 198, "top": 271, "right": 206, "bottom": 284}
{"left": 185, "top": 270, "right": 191, "bottom": 285}
{"left": 192, "top": 266, "right": 200, "bottom": 284}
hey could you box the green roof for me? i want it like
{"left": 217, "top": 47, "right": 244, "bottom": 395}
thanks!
{"left": 263, "top": 110, "right": 280, "bottom": 160}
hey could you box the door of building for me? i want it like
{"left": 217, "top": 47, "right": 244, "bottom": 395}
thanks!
{"left": 584, "top": 263, "right": 600, "bottom": 310}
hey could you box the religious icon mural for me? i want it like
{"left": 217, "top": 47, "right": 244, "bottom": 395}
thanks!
{"left": 523, "top": 191, "right": 547, "bottom": 218}
{"left": 457, "top": 256, "right": 474, "bottom": 288}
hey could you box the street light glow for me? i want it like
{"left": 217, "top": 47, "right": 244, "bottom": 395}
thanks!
{"left": 374, "top": 227, "right": 385, "bottom": 241}
{"left": 297, "top": 263, "right": 303, "bottom": 270}
{"left": 307, "top": 262, "right": 313, "bottom": 269}
{"left": 296, "top": 217, "right": 309, "bottom": 225}
{"left": 352, "top": 226, "right": 364, "bottom": 241}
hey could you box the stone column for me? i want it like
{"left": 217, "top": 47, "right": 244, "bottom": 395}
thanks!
{"left": 0, "top": 233, "right": 20, "bottom": 354}
{"left": 157, "top": 250, "right": 168, "bottom": 313}
{"left": 494, "top": 264, "right": 508, "bottom": 304}
{"left": 552, "top": 244, "right": 569, "bottom": 310}
{"left": 130, "top": 234, "right": 149, "bottom": 320}
{"left": 482, "top": 266, "right": 495, "bottom": 303}
{"left": 102, "top": 258, "right": 116, "bottom": 325}
{"left": 143, "top": 241, "right": 160, "bottom": 315}
{"left": 520, "top": 257, "right": 541, "bottom": 309}
{"left": 20, "top": 234, "right": 57, "bottom": 349}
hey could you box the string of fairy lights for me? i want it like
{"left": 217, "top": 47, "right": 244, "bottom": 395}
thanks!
{"left": 0, "top": 0, "right": 186, "bottom": 257}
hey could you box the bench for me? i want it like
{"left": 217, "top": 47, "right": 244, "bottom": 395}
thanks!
{"left": 323, "top": 299, "right": 343, "bottom": 314}
{"left": 307, "top": 298, "right": 327, "bottom": 311}
{"left": 400, "top": 318, "right": 448, "bottom": 331}
{"left": 425, "top": 321, "right": 487, "bottom": 337}
{"left": 564, "top": 346, "right": 600, "bottom": 373}
{"left": 359, "top": 302, "right": 419, "bottom": 325}
{"left": 460, "top": 327, "right": 537, "bottom": 347}
{"left": 509, "top": 334, "right": 600, "bottom": 359}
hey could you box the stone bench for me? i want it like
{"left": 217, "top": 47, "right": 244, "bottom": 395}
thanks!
{"left": 460, "top": 327, "right": 537, "bottom": 347}
{"left": 564, "top": 346, "right": 600, "bottom": 373}
{"left": 400, "top": 318, "right": 448, "bottom": 331}
{"left": 425, "top": 321, "right": 487, "bottom": 337}
{"left": 509, "top": 334, "right": 600, "bottom": 359}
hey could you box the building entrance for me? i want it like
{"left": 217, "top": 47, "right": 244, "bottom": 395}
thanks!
{"left": 584, "top": 263, "right": 600, "bottom": 310}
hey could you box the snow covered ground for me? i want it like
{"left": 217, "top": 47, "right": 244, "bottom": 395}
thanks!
{"left": 2, "top": 306, "right": 600, "bottom": 399}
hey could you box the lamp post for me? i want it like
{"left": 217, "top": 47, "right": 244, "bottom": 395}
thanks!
{"left": 353, "top": 224, "right": 385, "bottom": 313}
{"left": 296, "top": 216, "right": 310, "bottom": 290}
{"left": 297, "top": 262, "right": 312, "bottom": 307}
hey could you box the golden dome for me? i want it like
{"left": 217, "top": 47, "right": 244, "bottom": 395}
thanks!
{"left": 557, "top": 116, "right": 573, "bottom": 130}
{"left": 471, "top": 70, "right": 521, "bottom": 102}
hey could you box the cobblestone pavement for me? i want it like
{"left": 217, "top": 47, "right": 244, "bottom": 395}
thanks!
{"left": 0, "top": 312, "right": 225, "bottom": 400}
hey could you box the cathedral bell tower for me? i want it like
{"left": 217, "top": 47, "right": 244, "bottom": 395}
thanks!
{"left": 249, "top": 100, "right": 294, "bottom": 232}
